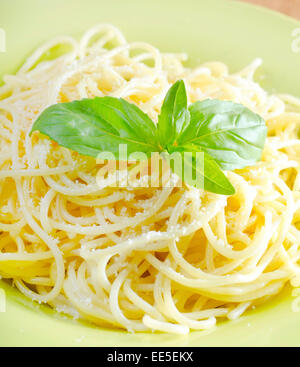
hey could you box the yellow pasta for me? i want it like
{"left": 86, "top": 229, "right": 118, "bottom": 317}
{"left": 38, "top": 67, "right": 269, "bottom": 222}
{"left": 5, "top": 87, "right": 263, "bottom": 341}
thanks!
{"left": 0, "top": 24, "right": 299, "bottom": 334}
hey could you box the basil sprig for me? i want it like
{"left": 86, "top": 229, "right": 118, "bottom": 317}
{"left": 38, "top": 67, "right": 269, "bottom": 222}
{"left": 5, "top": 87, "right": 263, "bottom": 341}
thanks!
{"left": 30, "top": 80, "right": 267, "bottom": 195}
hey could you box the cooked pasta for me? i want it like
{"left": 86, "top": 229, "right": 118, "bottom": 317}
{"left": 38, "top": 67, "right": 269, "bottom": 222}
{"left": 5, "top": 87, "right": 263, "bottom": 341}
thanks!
{"left": 0, "top": 24, "right": 299, "bottom": 334}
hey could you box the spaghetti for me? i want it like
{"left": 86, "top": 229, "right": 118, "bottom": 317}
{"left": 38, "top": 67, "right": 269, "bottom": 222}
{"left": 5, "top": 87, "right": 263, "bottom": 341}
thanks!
{"left": 0, "top": 24, "right": 299, "bottom": 334}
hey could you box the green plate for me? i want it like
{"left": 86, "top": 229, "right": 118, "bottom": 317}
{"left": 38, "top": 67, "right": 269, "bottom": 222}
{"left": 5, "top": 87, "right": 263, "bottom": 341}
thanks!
{"left": 1, "top": 0, "right": 300, "bottom": 347}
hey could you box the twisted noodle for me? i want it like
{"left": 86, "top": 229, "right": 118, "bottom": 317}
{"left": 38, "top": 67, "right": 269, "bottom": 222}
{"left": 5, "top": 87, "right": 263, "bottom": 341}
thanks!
{"left": 0, "top": 24, "right": 299, "bottom": 334}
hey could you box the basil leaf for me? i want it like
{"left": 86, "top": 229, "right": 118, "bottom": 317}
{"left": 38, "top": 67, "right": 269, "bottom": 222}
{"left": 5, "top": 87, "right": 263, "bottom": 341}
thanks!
{"left": 157, "top": 80, "right": 190, "bottom": 149}
{"left": 177, "top": 99, "right": 267, "bottom": 170}
{"left": 30, "top": 97, "right": 159, "bottom": 158}
{"left": 168, "top": 149, "right": 235, "bottom": 195}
